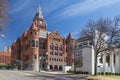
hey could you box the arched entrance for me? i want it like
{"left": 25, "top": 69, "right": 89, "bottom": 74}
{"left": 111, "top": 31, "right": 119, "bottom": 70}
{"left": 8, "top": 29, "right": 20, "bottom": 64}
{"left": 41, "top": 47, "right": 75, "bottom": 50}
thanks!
{"left": 59, "top": 65, "right": 62, "bottom": 71}
{"left": 50, "top": 65, "right": 53, "bottom": 70}
{"left": 54, "top": 65, "right": 58, "bottom": 70}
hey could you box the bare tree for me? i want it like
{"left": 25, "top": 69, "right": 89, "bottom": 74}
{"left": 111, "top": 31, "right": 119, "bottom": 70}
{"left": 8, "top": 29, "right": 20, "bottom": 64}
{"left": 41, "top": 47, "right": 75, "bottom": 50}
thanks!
{"left": 0, "top": 0, "right": 8, "bottom": 31}
{"left": 79, "top": 16, "right": 120, "bottom": 75}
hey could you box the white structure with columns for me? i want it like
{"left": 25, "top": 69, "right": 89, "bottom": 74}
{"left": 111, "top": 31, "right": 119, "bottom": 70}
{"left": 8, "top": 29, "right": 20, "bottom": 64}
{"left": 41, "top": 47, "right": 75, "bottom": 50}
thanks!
{"left": 98, "top": 49, "right": 120, "bottom": 73}
{"left": 75, "top": 30, "right": 120, "bottom": 74}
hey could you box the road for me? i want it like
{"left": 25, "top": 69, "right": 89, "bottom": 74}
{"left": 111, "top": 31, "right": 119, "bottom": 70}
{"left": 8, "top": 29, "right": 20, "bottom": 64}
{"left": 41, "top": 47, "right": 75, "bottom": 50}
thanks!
{"left": 0, "top": 70, "right": 88, "bottom": 80}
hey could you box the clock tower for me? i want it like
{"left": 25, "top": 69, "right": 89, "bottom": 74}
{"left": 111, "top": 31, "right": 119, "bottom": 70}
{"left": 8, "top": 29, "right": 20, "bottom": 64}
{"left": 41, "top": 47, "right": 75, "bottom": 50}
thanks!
{"left": 33, "top": 5, "right": 47, "bottom": 31}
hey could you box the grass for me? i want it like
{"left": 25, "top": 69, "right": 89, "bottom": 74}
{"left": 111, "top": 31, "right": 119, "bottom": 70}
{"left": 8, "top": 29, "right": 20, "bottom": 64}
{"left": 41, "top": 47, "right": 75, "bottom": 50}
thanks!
{"left": 76, "top": 74, "right": 120, "bottom": 80}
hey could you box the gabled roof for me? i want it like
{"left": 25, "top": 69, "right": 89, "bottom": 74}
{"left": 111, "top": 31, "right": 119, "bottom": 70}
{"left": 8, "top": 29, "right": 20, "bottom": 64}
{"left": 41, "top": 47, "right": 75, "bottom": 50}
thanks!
{"left": 49, "top": 30, "right": 63, "bottom": 39}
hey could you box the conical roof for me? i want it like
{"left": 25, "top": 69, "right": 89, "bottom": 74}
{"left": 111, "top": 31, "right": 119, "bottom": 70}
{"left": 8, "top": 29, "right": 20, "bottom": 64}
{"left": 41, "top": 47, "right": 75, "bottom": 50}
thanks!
{"left": 67, "top": 33, "right": 74, "bottom": 40}
{"left": 30, "top": 23, "right": 38, "bottom": 30}
{"left": 22, "top": 30, "right": 27, "bottom": 37}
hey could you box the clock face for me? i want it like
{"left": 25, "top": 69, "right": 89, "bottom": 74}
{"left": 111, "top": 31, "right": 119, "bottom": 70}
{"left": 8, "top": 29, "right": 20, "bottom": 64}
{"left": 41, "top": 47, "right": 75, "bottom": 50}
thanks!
{"left": 39, "top": 21, "right": 42, "bottom": 25}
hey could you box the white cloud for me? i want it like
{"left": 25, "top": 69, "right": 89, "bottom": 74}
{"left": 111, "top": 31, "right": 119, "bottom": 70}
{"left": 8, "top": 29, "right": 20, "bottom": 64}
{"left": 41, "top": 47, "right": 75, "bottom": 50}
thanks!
{"left": 55, "top": 0, "right": 120, "bottom": 19}
{"left": 9, "top": 0, "right": 30, "bottom": 14}
{"left": 42, "top": 0, "right": 69, "bottom": 16}
{"left": 0, "top": 34, "right": 5, "bottom": 38}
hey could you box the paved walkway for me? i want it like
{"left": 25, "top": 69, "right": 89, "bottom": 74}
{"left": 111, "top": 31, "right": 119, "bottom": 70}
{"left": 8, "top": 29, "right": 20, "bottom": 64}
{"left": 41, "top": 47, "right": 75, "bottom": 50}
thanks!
{"left": 0, "top": 70, "right": 88, "bottom": 80}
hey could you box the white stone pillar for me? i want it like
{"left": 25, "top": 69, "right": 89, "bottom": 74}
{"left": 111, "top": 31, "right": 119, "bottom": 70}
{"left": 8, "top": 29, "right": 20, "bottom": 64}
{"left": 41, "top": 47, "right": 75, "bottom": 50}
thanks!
{"left": 110, "top": 53, "right": 115, "bottom": 73}
{"left": 103, "top": 54, "right": 106, "bottom": 72}
{"left": 115, "top": 53, "right": 119, "bottom": 73}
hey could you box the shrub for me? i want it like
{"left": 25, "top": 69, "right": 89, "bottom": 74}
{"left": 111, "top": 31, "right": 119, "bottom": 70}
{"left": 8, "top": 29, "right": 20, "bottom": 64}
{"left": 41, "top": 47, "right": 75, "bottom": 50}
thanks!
{"left": 119, "top": 73, "right": 120, "bottom": 76}
{"left": 98, "top": 72, "right": 100, "bottom": 75}
{"left": 81, "top": 71, "right": 84, "bottom": 74}
{"left": 67, "top": 69, "right": 74, "bottom": 73}
{"left": 105, "top": 72, "right": 109, "bottom": 75}
{"left": 101, "top": 72, "right": 104, "bottom": 75}
{"left": 115, "top": 73, "right": 119, "bottom": 76}
{"left": 108, "top": 72, "right": 112, "bottom": 75}
{"left": 112, "top": 73, "right": 115, "bottom": 75}
{"left": 84, "top": 72, "right": 88, "bottom": 74}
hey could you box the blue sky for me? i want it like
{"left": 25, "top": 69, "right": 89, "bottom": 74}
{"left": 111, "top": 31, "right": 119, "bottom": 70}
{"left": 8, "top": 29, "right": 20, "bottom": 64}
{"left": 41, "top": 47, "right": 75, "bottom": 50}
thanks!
{"left": 0, "top": 0, "right": 120, "bottom": 50}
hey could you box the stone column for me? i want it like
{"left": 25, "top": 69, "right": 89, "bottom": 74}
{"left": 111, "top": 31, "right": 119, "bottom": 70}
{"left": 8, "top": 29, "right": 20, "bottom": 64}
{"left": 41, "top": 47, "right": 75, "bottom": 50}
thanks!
{"left": 115, "top": 53, "right": 119, "bottom": 73}
{"left": 110, "top": 53, "right": 115, "bottom": 73}
{"left": 103, "top": 54, "right": 106, "bottom": 72}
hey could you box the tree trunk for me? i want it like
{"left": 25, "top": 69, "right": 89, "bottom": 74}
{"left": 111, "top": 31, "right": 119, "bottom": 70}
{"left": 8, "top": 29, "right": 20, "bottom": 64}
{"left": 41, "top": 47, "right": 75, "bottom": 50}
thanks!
{"left": 94, "top": 53, "right": 98, "bottom": 75}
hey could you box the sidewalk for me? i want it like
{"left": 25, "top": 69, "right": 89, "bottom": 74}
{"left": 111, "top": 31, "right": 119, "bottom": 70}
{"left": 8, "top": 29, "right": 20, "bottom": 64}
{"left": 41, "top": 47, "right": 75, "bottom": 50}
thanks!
{"left": 40, "top": 70, "right": 66, "bottom": 74}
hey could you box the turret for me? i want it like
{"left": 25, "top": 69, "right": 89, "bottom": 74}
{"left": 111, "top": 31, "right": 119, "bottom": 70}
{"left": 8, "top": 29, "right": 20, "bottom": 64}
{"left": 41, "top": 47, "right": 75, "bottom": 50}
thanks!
{"left": 28, "top": 22, "right": 39, "bottom": 71}
{"left": 66, "top": 33, "right": 75, "bottom": 67}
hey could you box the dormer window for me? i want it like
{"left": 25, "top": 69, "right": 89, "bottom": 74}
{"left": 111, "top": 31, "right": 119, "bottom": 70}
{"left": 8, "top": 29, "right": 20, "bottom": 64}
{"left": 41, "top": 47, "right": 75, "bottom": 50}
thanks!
{"left": 30, "top": 32, "right": 32, "bottom": 35}
{"left": 35, "top": 32, "right": 37, "bottom": 35}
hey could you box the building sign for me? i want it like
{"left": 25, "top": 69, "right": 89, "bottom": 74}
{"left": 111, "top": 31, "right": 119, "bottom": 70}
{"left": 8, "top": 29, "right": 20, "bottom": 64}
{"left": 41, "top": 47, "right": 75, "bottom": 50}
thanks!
{"left": 39, "top": 30, "right": 47, "bottom": 38}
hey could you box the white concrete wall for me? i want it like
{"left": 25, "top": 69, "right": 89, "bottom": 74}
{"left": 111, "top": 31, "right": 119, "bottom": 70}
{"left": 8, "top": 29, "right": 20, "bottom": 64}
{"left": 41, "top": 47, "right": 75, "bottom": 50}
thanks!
{"left": 97, "top": 67, "right": 112, "bottom": 72}
{"left": 63, "top": 66, "right": 72, "bottom": 73}
{"left": 76, "top": 47, "right": 95, "bottom": 75}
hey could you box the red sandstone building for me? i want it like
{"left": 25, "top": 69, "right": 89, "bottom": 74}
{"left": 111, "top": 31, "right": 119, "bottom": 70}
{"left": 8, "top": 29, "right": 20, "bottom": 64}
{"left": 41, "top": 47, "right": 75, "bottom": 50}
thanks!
{"left": 0, "top": 48, "right": 11, "bottom": 65}
{"left": 11, "top": 6, "right": 75, "bottom": 71}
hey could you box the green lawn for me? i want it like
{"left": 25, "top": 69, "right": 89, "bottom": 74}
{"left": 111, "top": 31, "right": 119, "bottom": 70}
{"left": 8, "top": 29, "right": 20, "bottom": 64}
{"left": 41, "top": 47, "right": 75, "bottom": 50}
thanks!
{"left": 76, "top": 74, "right": 120, "bottom": 80}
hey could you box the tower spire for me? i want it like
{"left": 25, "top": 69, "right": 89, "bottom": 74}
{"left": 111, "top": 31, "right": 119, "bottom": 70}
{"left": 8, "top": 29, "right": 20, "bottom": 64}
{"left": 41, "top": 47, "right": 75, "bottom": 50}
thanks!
{"left": 37, "top": 5, "right": 42, "bottom": 14}
{"left": 34, "top": 5, "right": 43, "bottom": 19}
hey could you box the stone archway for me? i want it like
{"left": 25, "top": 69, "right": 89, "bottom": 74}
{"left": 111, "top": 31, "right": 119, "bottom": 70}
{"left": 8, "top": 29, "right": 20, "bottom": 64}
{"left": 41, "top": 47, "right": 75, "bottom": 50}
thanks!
{"left": 59, "top": 65, "right": 62, "bottom": 71}
{"left": 54, "top": 65, "right": 58, "bottom": 70}
{"left": 50, "top": 65, "right": 53, "bottom": 70}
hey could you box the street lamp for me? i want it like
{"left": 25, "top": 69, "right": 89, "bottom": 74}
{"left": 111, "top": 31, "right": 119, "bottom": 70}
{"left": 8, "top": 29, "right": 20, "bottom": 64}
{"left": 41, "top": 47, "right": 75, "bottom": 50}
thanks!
{"left": 15, "top": 59, "right": 22, "bottom": 70}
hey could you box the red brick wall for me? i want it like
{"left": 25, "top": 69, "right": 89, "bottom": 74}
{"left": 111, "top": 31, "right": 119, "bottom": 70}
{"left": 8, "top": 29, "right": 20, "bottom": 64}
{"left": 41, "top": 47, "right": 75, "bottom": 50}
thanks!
{"left": 0, "top": 51, "right": 11, "bottom": 64}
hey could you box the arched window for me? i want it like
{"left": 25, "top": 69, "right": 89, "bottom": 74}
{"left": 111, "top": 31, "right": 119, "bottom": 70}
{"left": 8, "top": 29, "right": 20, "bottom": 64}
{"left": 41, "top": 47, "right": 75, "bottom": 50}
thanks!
{"left": 55, "top": 44, "right": 58, "bottom": 50}
{"left": 54, "top": 65, "right": 58, "bottom": 70}
{"left": 59, "top": 45, "right": 63, "bottom": 51}
{"left": 43, "top": 42, "right": 45, "bottom": 49}
{"left": 50, "top": 43, "right": 54, "bottom": 50}
{"left": 39, "top": 42, "right": 42, "bottom": 49}
{"left": 50, "top": 51, "right": 53, "bottom": 55}
{"left": 50, "top": 65, "right": 53, "bottom": 70}
{"left": 36, "top": 40, "right": 38, "bottom": 47}
{"left": 32, "top": 40, "right": 35, "bottom": 47}
{"left": 35, "top": 32, "right": 37, "bottom": 35}
{"left": 30, "top": 31, "right": 32, "bottom": 35}
{"left": 59, "top": 65, "right": 62, "bottom": 71}
{"left": 33, "top": 54, "right": 36, "bottom": 60}
{"left": 59, "top": 53, "right": 62, "bottom": 56}
{"left": 39, "top": 41, "right": 46, "bottom": 49}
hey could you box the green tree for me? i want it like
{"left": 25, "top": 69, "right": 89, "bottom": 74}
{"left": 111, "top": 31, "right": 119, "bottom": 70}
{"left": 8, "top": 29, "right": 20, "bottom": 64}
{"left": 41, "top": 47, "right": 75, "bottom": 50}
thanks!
{"left": 75, "top": 59, "right": 83, "bottom": 68}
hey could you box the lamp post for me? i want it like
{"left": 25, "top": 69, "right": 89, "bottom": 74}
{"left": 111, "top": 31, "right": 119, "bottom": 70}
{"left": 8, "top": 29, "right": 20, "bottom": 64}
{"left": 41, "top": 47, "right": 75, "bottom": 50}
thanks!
{"left": 39, "top": 57, "right": 41, "bottom": 72}
{"left": 15, "top": 59, "right": 22, "bottom": 70}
